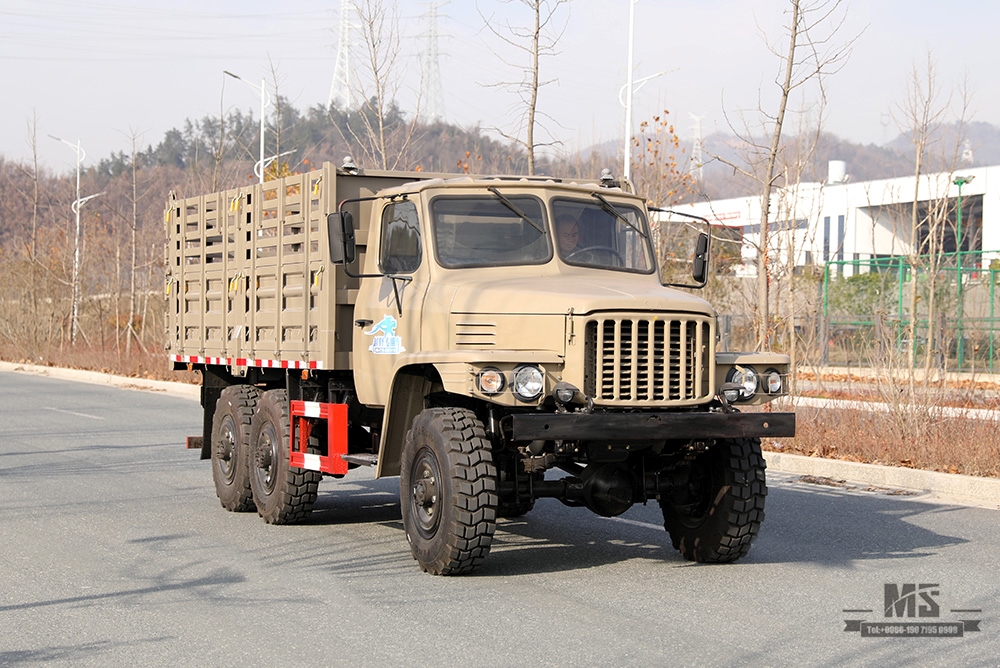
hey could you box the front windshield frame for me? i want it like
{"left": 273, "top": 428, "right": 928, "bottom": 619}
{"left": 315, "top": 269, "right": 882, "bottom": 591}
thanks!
{"left": 552, "top": 197, "right": 655, "bottom": 274}
{"left": 430, "top": 194, "right": 552, "bottom": 269}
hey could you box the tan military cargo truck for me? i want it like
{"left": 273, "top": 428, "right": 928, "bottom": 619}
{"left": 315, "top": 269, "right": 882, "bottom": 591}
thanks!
{"left": 166, "top": 159, "right": 794, "bottom": 575}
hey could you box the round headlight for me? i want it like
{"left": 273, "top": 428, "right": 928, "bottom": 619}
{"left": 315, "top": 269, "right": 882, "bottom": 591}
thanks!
{"left": 726, "top": 366, "right": 758, "bottom": 400}
{"left": 555, "top": 385, "right": 576, "bottom": 403}
{"left": 763, "top": 369, "right": 782, "bottom": 394}
{"left": 511, "top": 365, "right": 544, "bottom": 401}
{"left": 478, "top": 367, "right": 505, "bottom": 395}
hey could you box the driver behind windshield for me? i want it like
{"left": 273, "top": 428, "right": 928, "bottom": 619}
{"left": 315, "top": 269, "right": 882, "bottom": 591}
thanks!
{"left": 556, "top": 214, "right": 580, "bottom": 253}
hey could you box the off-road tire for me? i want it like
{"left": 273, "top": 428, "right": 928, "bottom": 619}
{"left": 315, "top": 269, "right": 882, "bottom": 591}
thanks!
{"left": 211, "top": 385, "right": 261, "bottom": 512}
{"left": 659, "top": 437, "right": 767, "bottom": 563}
{"left": 400, "top": 407, "right": 498, "bottom": 575}
{"left": 249, "top": 389, "right": 321, "bottom": 524}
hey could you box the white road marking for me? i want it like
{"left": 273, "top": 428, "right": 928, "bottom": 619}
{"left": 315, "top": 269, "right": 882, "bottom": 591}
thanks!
{"left": 602, "top": 516, "right": 664, "bottom": 531}
{"left": 43, "top": 406, "right": 104, "bottom": 420}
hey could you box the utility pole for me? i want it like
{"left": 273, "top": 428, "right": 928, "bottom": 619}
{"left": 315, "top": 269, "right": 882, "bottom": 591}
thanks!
{"left": 689, "top": 113, "right": 706, "bottom": 182}
{"left": 954, "top": 174, "right": 975, "bottom": 368}
{"left": 622, "top": 0, "right": 635, "bottom": 181}
{"left": 619, "top": 1, "right": 671, "bottom": 181}
{"left": 49, "top": 135, "right": 104, "bottom": 346}
{"left": 224, "top": 71, "right": 270, "bottom": 183}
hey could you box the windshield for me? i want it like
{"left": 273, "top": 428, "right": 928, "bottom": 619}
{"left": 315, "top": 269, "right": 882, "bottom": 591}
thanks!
{"left": 432, "top": 196, "right": 550, "bottom": 268}
{"left": 553, "top": 198, "right": 654, "bottom": 273}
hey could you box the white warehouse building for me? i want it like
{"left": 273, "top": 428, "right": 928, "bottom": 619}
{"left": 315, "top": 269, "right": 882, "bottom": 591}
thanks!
{"left": 678, "top": 161, "right": 999, "bottom": 275}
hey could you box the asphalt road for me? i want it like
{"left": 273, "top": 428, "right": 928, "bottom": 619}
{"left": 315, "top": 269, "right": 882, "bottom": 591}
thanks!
{"left": 2, "top": 370, "right": 999, "bottom": 667}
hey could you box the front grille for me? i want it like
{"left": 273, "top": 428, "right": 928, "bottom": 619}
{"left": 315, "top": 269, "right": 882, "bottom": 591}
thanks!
{"left": 584, "top": 315, "right": 712, "bottom": 405}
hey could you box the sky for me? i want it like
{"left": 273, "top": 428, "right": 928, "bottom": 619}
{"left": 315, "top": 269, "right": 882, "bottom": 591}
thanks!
{"left": 1, "top": 0, "right": 997, "bottom": 176}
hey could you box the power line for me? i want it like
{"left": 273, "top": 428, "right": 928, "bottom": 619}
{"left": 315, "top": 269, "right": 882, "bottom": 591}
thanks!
{"left": 327, "top": 0, "right": 353, "bottom": 111}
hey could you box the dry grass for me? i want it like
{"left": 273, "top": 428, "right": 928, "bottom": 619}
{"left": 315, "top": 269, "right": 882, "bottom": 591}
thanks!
{"left": 766, "top": 404, "right": 1000, "bottom": 478}
{"left": 765, "top": 366, "right": 1000, "bottom": 478}
{"left": 0, "top": 344, "right": 199, "bottom": 385}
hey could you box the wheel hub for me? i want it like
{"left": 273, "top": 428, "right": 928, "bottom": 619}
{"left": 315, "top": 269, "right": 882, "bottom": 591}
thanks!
{"left": 255, "top": 432, "right": 275, "bottom": 478}
{"left": 413, "top": 472, "right": 438, "bottom": 509}
{"left": 410, "top": 454, "right": 442, "bottom": 534}
{"left": 216, "top": 420, "right": 238, "bottom": 482}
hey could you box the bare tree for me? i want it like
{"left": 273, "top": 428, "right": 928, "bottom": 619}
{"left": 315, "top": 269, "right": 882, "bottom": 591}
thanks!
{"left": 123, "top": 132, "right": 150, "bottom": 355}
{"left": 771, "top": 106, "right": 826, "bottom": 381}
{"left": 480, "top": 0, "right": 568, "bottom": 175}
{"left": 345, "top": 0, "right": 422, "bottom": 170}
{"left": 629, "top": 110, "right": 697, "bottom": 208}
{"left": 718, "top": 0, "right": 858, "bottom": 350}
{"left": 891, "top": 54, "right": 972, "bottom": 388}
{"left": 265, "top": 61, "right": 294, "bottom": 179}
{"left": 20, "top": 116, "right": 43, "bottom": 352}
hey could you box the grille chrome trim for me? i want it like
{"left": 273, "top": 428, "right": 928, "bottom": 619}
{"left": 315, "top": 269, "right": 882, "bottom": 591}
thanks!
{"left": 585, "top": 315, "right": 713, "bottom": 406}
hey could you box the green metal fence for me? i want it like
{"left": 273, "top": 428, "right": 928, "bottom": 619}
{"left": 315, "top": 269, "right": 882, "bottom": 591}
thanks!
{"left": 821, "top": 251, "right": 1000, "bottom": 371}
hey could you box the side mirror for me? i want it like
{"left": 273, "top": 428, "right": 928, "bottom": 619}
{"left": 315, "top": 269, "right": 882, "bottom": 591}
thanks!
{"left": 654, "top": 208, "right": 711, "bottom": 289}
{"left": 692, "top": 232, "right": 709, "bottom": 285}
{"left": 327, "top": 210, "right": 357, "bottom": 264}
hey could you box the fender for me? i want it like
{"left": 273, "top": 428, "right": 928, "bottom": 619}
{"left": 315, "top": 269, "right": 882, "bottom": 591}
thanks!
{"left": 374, "top": 350, "right": 564, "bottom": 478}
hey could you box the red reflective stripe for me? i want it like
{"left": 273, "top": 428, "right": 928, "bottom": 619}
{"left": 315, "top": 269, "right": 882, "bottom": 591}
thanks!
{"left": 171, "top": 354, "right": 323, "bottom": 370}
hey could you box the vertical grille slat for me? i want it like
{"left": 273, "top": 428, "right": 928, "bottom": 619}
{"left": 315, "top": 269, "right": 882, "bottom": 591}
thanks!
{"left": 585, "top": 315, "right": 712, "bottom": 406}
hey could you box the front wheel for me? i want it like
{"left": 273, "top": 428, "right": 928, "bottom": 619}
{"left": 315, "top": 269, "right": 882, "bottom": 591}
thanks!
{"left": 659, "top": 437, "right": 767, "bottom": 563}
{"left": 400, "top": 408, "right": 498, "bottom": 575}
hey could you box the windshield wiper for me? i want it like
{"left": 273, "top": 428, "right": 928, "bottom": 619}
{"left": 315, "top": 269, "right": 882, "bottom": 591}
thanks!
{"left": 591, "top": 192, "right": 646, "bottom": 238}
{"left": 487, "top": 186, "right": 546, "bottom": 234}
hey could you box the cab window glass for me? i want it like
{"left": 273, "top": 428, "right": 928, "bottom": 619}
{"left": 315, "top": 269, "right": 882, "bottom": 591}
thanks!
{"left": 380, "top": 200, "right": 421, "bottom": 273}
{"left": 431, "top": 196, "right": 550, "bottom": 268}
{"left": 552, "top": 198, "right": 654, "bottom": 273}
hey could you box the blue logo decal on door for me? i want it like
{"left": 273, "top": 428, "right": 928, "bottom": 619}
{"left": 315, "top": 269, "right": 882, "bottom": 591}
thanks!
{"left": 365, "top": 315, "right": 406, "bottom": 355}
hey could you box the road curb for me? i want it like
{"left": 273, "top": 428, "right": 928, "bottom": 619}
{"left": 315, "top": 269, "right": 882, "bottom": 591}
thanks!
{"left": 0, "top": 361, "right": 200, "bottom": 401}
{"left": 765, "top": 451, "right": 1000, "bottom": 510}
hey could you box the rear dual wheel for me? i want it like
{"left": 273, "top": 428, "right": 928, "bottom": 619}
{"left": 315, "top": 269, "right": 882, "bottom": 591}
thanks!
{"left": 211, "top": 385, "right": 260, "bottom": 512}
{"left": 248, "top": 389, "right": 321, "bottom": 524}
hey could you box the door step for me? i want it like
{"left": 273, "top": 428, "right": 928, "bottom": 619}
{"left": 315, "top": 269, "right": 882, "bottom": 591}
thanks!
{"left": 341, "top": 453, "right": 379, "bottom": 467}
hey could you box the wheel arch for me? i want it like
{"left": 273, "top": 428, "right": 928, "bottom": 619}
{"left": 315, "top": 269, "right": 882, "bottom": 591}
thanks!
{"left": 377, "top": 364, "right": 439, "bottom": 478}
{"left": 376, "top": 353, "right": 561, "bottom": 477}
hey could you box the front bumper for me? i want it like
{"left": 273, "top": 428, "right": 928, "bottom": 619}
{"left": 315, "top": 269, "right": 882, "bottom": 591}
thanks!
{"left": 510, "top": 411, "right": 795, "bottom": 441}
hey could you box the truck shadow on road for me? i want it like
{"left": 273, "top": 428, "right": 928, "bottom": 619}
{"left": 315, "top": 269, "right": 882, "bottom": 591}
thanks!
{"left": 303, "top": 475, "right": 974, "bottom": 576}
{"left": 308, "top": 476, "right": 401, "bottom": 526}
{"left": 751, "top": 479, "right": 972, "bottom": 566}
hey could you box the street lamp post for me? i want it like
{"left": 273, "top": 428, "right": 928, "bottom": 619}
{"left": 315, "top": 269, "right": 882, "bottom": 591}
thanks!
{"left": 49, "top": 135, "right": 104, "bottom": 346}
{"left": 224, "top": 71, "right": 270, "bottom": 183}
{"left": 622, "top": 0, "right": 636, "bottom": 181}
{"left": 619, "top": 2, "right": 674, "bottom": 183}
{"left": 953, "top": 174, "right": 975, "bottom": 368}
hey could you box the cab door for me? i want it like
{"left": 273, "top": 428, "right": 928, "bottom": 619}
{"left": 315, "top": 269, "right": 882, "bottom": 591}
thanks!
{"left": 353, "top": 200, "right": 429, "bottom": 407}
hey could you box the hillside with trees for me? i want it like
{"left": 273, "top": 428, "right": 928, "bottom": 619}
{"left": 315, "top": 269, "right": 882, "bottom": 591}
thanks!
{"left": 1, "top": 93, "right": 998, "bottom": 372}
